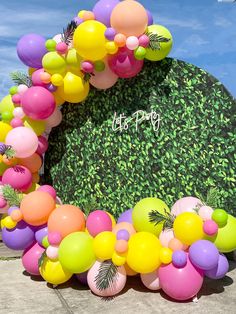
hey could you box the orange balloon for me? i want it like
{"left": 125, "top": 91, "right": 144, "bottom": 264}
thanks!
{"left": 114, "top": 34, "right": 127, "bottom": 47}
{"left": 112, "top": 222, "right": 136, "bottom": 236}
{"left": 115, "top": 240, "right": 128, "bottom": 254}
{"left": 83, "top": 11, "right": 95, "bottom": 21}
{"left": 18, "top": 153, "right": 42, "bottom": 173}
{"left": 20, "top": 191, "right": 55, "bottom": 226}
{"left": 10, "top": 209, "right": 23, "bottom": 222}
{"left": 32, "top": 172, "right": 40, "bottom": 183}
{"left": 111, "top": 0, "right": 148, "bottom": 37}
{"left": 124, "top": 263, "right": 138, "bottom": 276}
{"left": 48, "top": 205, "right": 86, "bottom": 238}
{"left": 168, "top": 238, "right": 187, "bottom": 252}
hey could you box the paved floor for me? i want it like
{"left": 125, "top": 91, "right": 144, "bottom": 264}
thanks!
{"left": 0, "top": 244, "right": 236, "bottom": 314}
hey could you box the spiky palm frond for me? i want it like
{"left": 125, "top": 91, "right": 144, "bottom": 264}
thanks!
{"left": 95, "top": 260, "right": 118, "bottom": 291}
{"left": 10, "top": 72, "right": 32, "bottom": 87}
{"left": 195, "top": 187, "right": 222, "bottom": 210}
{"left": 149, "top": 208, "right": 175, "bottom": 229}
{"left": 2, "top": 184, "right": 23, "bottom": 207}
{"left": 4, "top": 146, "right": 16, "bottom": 159}
{"left": 61, "top": 20, "right": 77, "bottom": 45}
{"left": 146, "top": 32, "right": 170, "bottom": 51}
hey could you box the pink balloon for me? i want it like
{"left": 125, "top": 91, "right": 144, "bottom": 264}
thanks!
{"left": 13, "top": 107, "right": 25, "bottom": 119}
{"left": 46, "top": 245, "right": 59, "bottom": 260}
{"left": 88, "top": 261, "right": 127, "bottom": 296}
{"left": 2, "top": 166, "right": 32, "bottom": 192}
{"left": 198, "top": 206, "right": 214, "bottom": 221}
{"left": 159, "top": 229, "right": 174, "bottom": 247}
{"left": 159, "top": 256, "right": 204, "bottom": 301}
{"left": 141, "top": 270, "right": 161, "bottom": 291}
{"left": 45, "top": 107, "right": 62, "bottom": 128}
{"left": 171, "top": 197, "right": 203, "bottom": 217}
{"left": 32, "top": 69, "right": 48, "bottom": 87}
{"left": 36, "top": 136, "right": 48, "bottom": 155}
{"left": 38, "top": 185, "right": 57, "bottom": 199}
{"left": 22, "top": 242, "right": 45, "bottom": 276}
{"left": 86, "top": 210, "right": 112, "bottom": 237}
{"left": 21, "top": 86, "right": 56, "bottom": 120}
{"left": 108, "top": 47, "right": 144, "bottom": 78}
{"left": 90, "top": 59, "right": 118, "bottom": 90}
{"left": 6, "top": 127, "right": 38, "bottom": 158}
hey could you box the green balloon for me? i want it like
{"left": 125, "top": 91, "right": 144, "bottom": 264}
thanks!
{"left": 212, "top": 209, "right": 228, "bottom": 227}
{"left": 42, "top": 51, "right": 67, "bottom": 75}
{"left": 45, "top": 39, "right": 57, "bottom": 52}
{"left": 0, "top": 95, "right": 15, "bottom": 115}
{"left": 2, "top": 111, "right": 13, "bottom": 122}
{"left": 94, "top": 61, "right": 105, "bottom": 72}
{"left": 9, "top": 86, "right": 18, "bottom": 96}
{"left": 132, "top": 198, "right": 170, "bottom": 236}
{"left": 213, "top": 215, "right": 236, "bottom": 253}
{"left": 145, "top": 25, "right": 173, "bottom": 61}
{"left": 0, "top": 163, "right": 8, "bottom": 176}
{"left": 42, "top": 236, "right": 50, "bottom": 249}
{"left": 59, "top": 232, "right": 95, "bottom": 273}
{"left": 134, "top": 47, "right": 147, "bottom": 60}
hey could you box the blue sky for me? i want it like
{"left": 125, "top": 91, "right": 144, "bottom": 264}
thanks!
{"left": 0, "top": 0, "right": 235, "bottom": 99}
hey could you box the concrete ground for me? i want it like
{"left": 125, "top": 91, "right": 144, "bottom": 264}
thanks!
{"left": 1, "top": 242, "right": 236, "bottom": 314}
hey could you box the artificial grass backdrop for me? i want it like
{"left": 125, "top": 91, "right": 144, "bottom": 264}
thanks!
{"left": 44, "top": 58, "right": 236, "bottom": 217}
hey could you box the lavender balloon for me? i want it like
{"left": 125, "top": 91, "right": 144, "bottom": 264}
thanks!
{"left": 93, "top": 0, "right": 120, "bottom": 27}
{"left": 105, "top": 28, "right": 117, "bottom": 41}
{"left": 35, "top": 225, "right": 48, "bottom": 246}
{"left": 2, "top": 221, "right": 35, "bottom": 250}
{"left": 189, "top": 240, "right": 219, "bottom": 271}
{"left": 172, "top": 250, "right": 187, "bottom": 268}
{"left": 205, "top": 254, "right": 229, "bottom": 279}
{"left": 17, "top": 34, "right": 47, "bottom": 68}
{"left": 146, "top": 10, "right": 154, "bottom": 26}
{"left": 117, "top": 229, "right": 130, "bottom": 241}
{"left": 117, "top": 209, "right": 133, "bottom": 224}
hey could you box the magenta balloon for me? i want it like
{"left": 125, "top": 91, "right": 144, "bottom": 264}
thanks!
{"left": 17, "top": 34, "right": 47, "bottom": 68}
{"left": 117, "top": 209, "right": 133, "bottom": 224}
{"left": 159, "top": 257, "right": 204, "bottom": 301}
{"left": 93, "top": 0, "right": 120, "bottom": 27}
{"left": 22, "top": 242, "right": 45, "bottom": 275}
{"left": 205, "top": 254, "right": 229, "bottom": 279}
{"left": 38, "top": 185, "right": 57, "bottom": 199}
{"left": 32, "top": 69, "right": 48, "bottom": 87}
{"left": 189, "top": 240, "right": 219, "bottom": 271}
{"left": 2, "top": 221, "right": 35, "bottom": 250}
{"left": 36, "top": 136, "right": 48, "bottom": 155}
{"left": 2, "top": 166, "right": 32, "bottom": 192}
{"left": 108, "top": 47, "right": 144, "bottom": 78}
{"left": 86, "top": 210, "right": 112, "bottom": 237}
{"left": 21, "top": 86, "right": 56, "bottom": 120}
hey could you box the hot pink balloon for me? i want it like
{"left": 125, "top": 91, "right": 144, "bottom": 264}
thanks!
{"left": 159, "top": 256, "right": 204, "bottom": 301}
{"left": 108, "top": 47, "right": 144, "bottom": 78}
{"left": 21, "top": 86, "right": 56, "bottom": 120}
{"left": 36, "top": 136, "right": 48, "bottom": 155}
{"left": 87, "top": 261, "right": 127, "bottom": 297}
{"left": 171, "top": 197, "right": 203, "bottom": 217}
{"left": 90, "top": 60, "right": 118, "bottom": 90}
{"left": 22, "top": 242, "right": 45, "bottom": 276}
{"left": 32, "top": 69, "right": 48, "bottom": 87}
{"left": 2, "top": 166, "right": 32, "bottom": 192}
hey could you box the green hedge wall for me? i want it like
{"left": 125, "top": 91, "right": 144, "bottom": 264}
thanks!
{"left": 44, "top": 58, "right": 236, "bottom": 217}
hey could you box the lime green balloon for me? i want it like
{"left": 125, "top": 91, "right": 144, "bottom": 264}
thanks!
{"left": 45, "top": 39, "right": 57, "bottom": 52}
{"left": 145, "top": 25, "right": 173, "bottom": 61}
{"left": 42, "top": 51, "right": 67, "bottom": 75}
{"left": 134, "top": 47, "right": 147, "bottom": 60}
{"left": 132, "top": 198, "right": 170, "bottom": 236}
{"left": 42, "top": 236, "right": 50, "bottom": 249}
{"left": 94, "top": 61, "right": 105, "bottom": 72}
{"left": 9, "top": 86, "right": 18, "bottom": 95}
{"left": 213, "top": 215, "right": 236, "bottom": 253}
{"left": 212, "top": 209, "right": 228, "bottom": 227}
{"left": 59, "top": 232, "right": 96, "bottom": 273}
{"left": 2, "top": 111, "right": 14, "bottom": 122}
{"left": 65, "top": 48, "right": 82, "bottom": 70}
{"left": 0, "top": 95, "right": 15, "bottom": 114}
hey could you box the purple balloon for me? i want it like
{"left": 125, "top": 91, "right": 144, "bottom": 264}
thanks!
{"left": 117, "top": 229, "right": 130, "bottom": 241}
{"left": 46, "top": 84, "right": 57, "bottom": 92}
{"left": 2, "top": 221, "right": 35, "bottom": 250}
{"left": 146, "top": 10, "right": 154, "bottom": 26}
{"left": 189, "top": 240, "right": 219, "bottom": 271}
{"left": 205, "top": 254, "right": 229, "bottom": 279}
{"left": 117, "top": 209, "right": 133, "bottom": 224}
{"left": 35, "top": 225, "right": 48, "bottom": 246}
{"left": 76, "top": 271, "right": 88, "bottom": 285}
{"left": 73, "top": 17, "right": 84, "bottom": 26}
{"left": 172, "top": 250, "right": 187, "bottom": 268}
{"left": 105, "top": 28, "right": 117, "bottom": 41}
{"left": 17, "top": 34, "right": 47, "bottom": 68}
{"left": 93, "top": 0, "right": 120, "bottom": 27}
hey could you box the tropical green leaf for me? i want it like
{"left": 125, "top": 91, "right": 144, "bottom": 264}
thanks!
{"left": 10, "top": 71, "right": 32, "bottom": 87}
{"left": 2, "top": 184, "right": 23, "bottom": 207}
{"left": 146, "top": 32, "right": 170, "bottom": 51}
{"left": 95, "top": 260, "right": 118, "bottom": 291}
{"left": 149, "top": 208, "right": 175, "bottom": 229}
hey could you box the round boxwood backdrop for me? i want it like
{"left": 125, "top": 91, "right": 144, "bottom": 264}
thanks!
{"left": 44, "top": 58, "right": 236, "bottom": 217}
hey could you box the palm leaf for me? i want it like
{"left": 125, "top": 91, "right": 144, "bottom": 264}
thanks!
{"left": 4, "top": 146, "right": 16, "bottom": 159}
{"left": 38, "top": 251, "right": 47, "bottom": 268}
{"left": 95, "top": 260, "right": 118, "bottom": 291}
{"left": 149, "top": 208, "right": 175, "bottom": 229}
{"left": 2, "top": 184, "right": 23, "bottom": 207}
{"left": 10, "top": 71, "right": 32, "bottom": 87}
{"left": 146, "top": 32, "right": 170, "bottom": 51}
{"left": 61, "top": 20, "right": 77, "bottom": 45}
{"left": 195, "top": 187, "right": 221, "bottom": 210}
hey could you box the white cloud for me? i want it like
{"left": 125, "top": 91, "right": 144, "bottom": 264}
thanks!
{"left": 214, "top": 16, "right": 232, "bottom": 27}
{"left": 154, "top": 16, "right": 205, "bottom": 30}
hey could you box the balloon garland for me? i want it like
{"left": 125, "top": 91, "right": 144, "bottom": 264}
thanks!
{"left": 0, "top": 0, "right": 236, "bottom": 302}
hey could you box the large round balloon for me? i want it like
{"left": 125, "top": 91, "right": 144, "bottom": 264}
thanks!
{"left": 0, "top": 121, "right": 12, "bottom": 142}
{"left": 110, "top": 0, "right": 148, "bottom": 37}
{"left": 205, "top": 254, "right": 229, "bottom": 279}
{"left": 59, "top": 232, "right": 95, "bottom": 273}
{"left": 21, "top": 86, "right": 56, "bottom": 120}
{"left": 108, "top": 47, "right": 143, "bottom": 78}
{"left": 86, "top": 210, "right": 112, "bottom": 237}
{"left": 213, "top": 215, "right": 236, "bottom": 252}
{"left": 90, "top": 59, "right": 118, "bottom": 90}
{"left": 2, "top": 166, "right": 32, "bottom": 192}
{"left": 17, "top": 34, "right": 47, "bottom": 68}
{"left": 22, "top": 242, "right": 45, "bottom": 276}
{"left": 159, "top": 257, "right": 204, "bottom": 301}
{"left": 93, "top": 0, "right": 120, "bottom": 27}
{"left": 132, "top": 197, "right": 170, "bottom": 236}
{"left": 189, "top": 240, "right": 219, "bottom": 270}
{"left": 171, "top": 197, "right": 202, "bottom": 217}
{"left": 126, "top": 232, "right": 161, "bottom": 273}
{"left": 93, "top": 231, "right": 116, "bottom": 260}
{"left": 42, "top": 51, "right": 67, "bottom": 75}
{"left": 145, "top": 25, "right": 173, "bottom": 61}
{"left": 73, "top": 20, "right": 107, "bottom": 61}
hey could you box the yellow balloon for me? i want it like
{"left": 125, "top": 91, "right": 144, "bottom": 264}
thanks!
{"left": 73, "top": 20, "right": 107, "bottom": 61}
{"left": 58, "top": 72, "right": 90, "bottom": 103}
{"left": 124, "top": 263, "right": 138, "bottom": 276}
{"left": 78, "top": 10, "right": 86, "bottom": 18}
{"left": 66, "top": 48, "right": 82, "bottom": 71}
{"left": 3, "top": 216, "right": 17, "bottom": 229}
{"left": 0, "top": 214, "right": 8, "bottom": 229}
{"left": 39, "top": 258, "right": 73, "bottom": 285}
{"left": 106, "top": 42, "right": 118, "bottom": 55}
{"left": 51, "top": 74, "right": 64, "bottom": 87}
{"left": 0, "top": 95, "right": 15, "bottom": 114}
{"left": 173, "top": 212, "right": 204, "bottom": 246}
{"left": 127, "top": 232, "right": 162, "bottom": 274}
{"left": 53, "top": 91, "right": 65, "bottom": 106}
{"left": 0, "top": 121, "right": 13, "bottom": 142}
{"left": 24, "top": 117, "right": 46, "bottom": 136}
{"left": 0, "top": 162, "right": 8, "bottom": 176}
{"left": 106, "top": 212, "right": 116, "bottom": 228}
{"left": 112, "top": 252, "right": 126, "bottom": 266}
{"left": 93, "top": 231, "right": 116, "bottom": 260}
{"left": 159, "top": 247, "right": 172, "bottom": 264}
